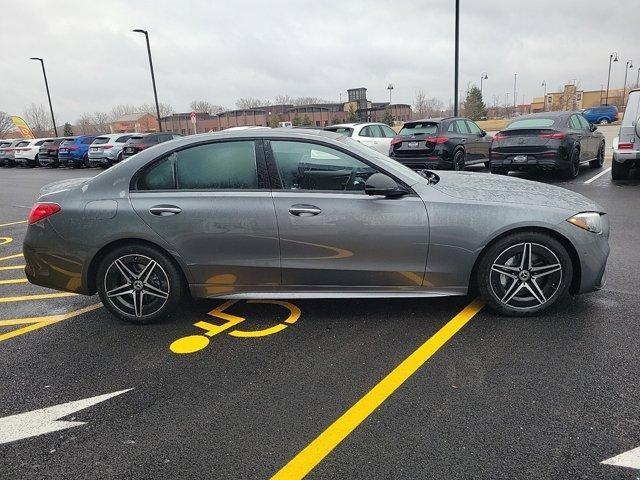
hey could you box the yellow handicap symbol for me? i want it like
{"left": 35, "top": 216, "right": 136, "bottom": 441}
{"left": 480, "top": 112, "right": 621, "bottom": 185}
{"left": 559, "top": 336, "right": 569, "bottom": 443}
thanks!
{"left": 170, "top": 299, "right": 301, "bottom": 355}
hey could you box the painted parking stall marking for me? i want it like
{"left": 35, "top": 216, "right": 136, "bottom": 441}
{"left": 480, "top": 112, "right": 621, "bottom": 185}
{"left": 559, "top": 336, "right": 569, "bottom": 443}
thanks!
{"left": 170, "top": 299, "right": 301, "bottom": 354}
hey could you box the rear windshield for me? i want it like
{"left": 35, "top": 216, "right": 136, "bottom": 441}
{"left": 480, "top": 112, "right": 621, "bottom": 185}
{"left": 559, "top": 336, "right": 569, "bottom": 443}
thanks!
{"left": 325, "top": 127, "right": 353, "bottom": 137}
{"left": 60, "top": 138, "right": 76, "bottom": 145}
{"left": 116, "top": 135, "right": 132, "bottom": 143}
{"left": 93, "top": 137, "right": 110, "bottom": 145}
{"left": 507, "top": 118, "right": 556, "bottom": 129}
{"left": 16, "top": 141, "right": 30, "bottom": 147}
{"left": 0, "top": 142, "right": 10, "bottom": 148}
{"left": 399, "top": 123, "right": 439, "bottom": 136}
{"left": 622, "top": 91, "right": 640, "bottom": 127}
{"left": 127, "top": 136, "right": 146, "bottom": 143}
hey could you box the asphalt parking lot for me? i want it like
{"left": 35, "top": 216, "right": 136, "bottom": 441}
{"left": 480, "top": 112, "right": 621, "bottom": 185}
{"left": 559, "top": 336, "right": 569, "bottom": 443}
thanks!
{"left": 1, "top": 141, "right": 640, "bottom": 479}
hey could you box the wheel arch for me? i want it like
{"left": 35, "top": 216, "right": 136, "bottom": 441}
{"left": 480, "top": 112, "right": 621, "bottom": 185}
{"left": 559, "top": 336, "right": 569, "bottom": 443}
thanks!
{"left": 468, "top": 226, "right": 581, "bottom": 295}
{"left": 85, "top": 237, "right": 190, "bottom": 295}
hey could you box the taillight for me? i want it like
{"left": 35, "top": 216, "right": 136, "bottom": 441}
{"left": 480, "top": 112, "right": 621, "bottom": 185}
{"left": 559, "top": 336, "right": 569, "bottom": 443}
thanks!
{"left": 618, "top": 142, "right": 634, "bottom": 150}
{"left": 539, "top": 131, "right": 566, "bottom": 140}
{"left": 101, "top": 144, "right": 113, "bottom": 149}
{"left": 425, "top": 136, "right": 448, "bottom": 144}
{"left": 68, "top": 145, "right": 79, "bottom": 151}
{"left": 134, "top": 144, "right": 148, "bottom": 150}
{"left": 28, "top": 203, "right": 61, "bottom": 225}
{"left": 493, "top": 132, "right": 507, "bottom": 141}
{"left": 390, "top": 137, "right": 403, "bottom": 145}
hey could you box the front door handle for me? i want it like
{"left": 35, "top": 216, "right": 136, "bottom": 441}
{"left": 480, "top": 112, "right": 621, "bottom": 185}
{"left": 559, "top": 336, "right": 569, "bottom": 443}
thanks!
{"left": 149, "top": 205, "right": 182, "bottom": 216}
{"left": 289, "top": 204, "right": 321, "bottom": 217}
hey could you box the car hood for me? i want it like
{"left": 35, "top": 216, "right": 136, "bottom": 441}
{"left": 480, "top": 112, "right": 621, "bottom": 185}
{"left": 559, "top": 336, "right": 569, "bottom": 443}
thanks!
{"left": 430, "top": 171, "right": 602, "bottom": 212}
{"left": 40, "top": 178, "right": 91, "bottom": 196}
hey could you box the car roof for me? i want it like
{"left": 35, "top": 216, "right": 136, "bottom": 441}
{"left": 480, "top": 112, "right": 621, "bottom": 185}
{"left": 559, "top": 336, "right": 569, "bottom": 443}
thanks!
{"left": 403, "top": 117, "right": 467, "bottom": 124}
{"left": 510, "top": 112, "right": 571, "bottom": 120}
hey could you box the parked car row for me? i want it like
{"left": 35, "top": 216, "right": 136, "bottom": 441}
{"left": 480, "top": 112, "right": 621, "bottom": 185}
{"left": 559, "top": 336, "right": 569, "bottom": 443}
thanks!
{"left": 0, "top": 132, "right": 182, "bottom": 169}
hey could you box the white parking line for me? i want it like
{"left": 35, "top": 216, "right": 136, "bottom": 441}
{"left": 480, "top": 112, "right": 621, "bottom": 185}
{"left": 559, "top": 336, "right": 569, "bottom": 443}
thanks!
{"left": 584, "top": 167, "right": 611, "bottom": 184}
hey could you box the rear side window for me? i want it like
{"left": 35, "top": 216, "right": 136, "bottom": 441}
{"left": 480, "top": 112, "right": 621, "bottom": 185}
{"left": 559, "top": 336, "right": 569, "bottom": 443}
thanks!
{"left": 380, "top": 125, "right": 397, "bottom": 138}
{"left": 137, "top": 157, "right": 175, "bottom": 190}
{"left": 622, "top": 91, "right": 640, "bottom": 126}
{"left": 399, "top": 123, "right": 438, "bottom": 136}
{"left": 82, "top": 137, "right": 94, "bottom": 144}
{"left": 507, "top": 118, "right": 556, "bottom": 129}
{"left": 359, "top": 126, "right": 374, "bottom": 137}
{"left": 175, "top": 141, "right": 258, "bottom": 190}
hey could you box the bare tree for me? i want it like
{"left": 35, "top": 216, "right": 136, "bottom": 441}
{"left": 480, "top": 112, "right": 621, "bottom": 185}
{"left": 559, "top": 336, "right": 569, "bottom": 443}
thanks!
{"left": 274, "top": 95, "right": 295, "bottom": 105}
{"left": 23, "top": 103, "right": 52, "bottom": 136}
{"left": 189, "top": 100, "right": 226, "bottom": 115}
{"left": 293, "top": 97, "right": 329, "bottom": 106}
{"left": 109, "top": 104, "right": 138, "bottom": 121}
{"left": 425, "top": 97, "right": 444, "bottom": 116}
{"left": 138, "top": 103, "right": 174, "bottom": 118}
{"left": 235, "top": 97, "right": 269, "bottom": 109}
{"left": 0, "top": 112, "right": 14, "bottom": 139}
{"left": 93, "top": 112, "right": 111, "bottom": 133}
{"left": 75, "top": 112, "right": 111, "bottom": 134}
{"left": 413, "top": 91, "right": 428, "bottom": 117}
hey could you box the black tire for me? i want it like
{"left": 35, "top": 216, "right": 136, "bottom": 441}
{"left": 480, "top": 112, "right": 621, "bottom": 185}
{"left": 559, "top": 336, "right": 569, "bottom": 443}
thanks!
{"left": 611, "top": 160, "right": 631, "bottom": 180}
{"left": 452, "top": 149, "right": 466, "bottom": 171}
{"left": 35, "top": 154, "right": 42, "bottom": 167}
{"left": 563, "top": 147, "right": 580, "bottom": 179}
{"left": 117, "top": 152, "right": 123, "bottom": 163}
{"left": 491, "top": 166, "right": 509, "bottom": 175}
{"left": 598, "top": 118, "right": 610, "bottom": 125}
{"left": 83, "top": 154, "right": 90, "bottom": 168}
{"left": 476, "top": 232, "right": 573, "bottom": 316}
{"left": 589, "top": 142, "right": 605, "bottom": 169}
{"left": 96, "top": 244, "right": 186, "bottom": 324}
{"left": 484, "top": 161, "right": 491, "bottom": 169}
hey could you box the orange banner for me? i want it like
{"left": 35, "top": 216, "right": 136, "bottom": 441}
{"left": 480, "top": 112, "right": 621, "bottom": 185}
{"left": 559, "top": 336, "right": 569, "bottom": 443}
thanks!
{"left": 10, "top": 116, "right": 35, "bottom": 139}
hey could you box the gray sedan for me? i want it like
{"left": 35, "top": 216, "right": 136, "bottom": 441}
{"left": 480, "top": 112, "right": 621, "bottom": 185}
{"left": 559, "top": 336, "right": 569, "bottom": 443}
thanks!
{"left": 23, "top": 129, "right": 609, "bottom": 323}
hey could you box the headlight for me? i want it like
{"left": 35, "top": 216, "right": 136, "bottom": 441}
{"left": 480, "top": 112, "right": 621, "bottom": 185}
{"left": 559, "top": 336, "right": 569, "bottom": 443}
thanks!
{"left": 567, "top": 212, "right": 603, "bottom": 234}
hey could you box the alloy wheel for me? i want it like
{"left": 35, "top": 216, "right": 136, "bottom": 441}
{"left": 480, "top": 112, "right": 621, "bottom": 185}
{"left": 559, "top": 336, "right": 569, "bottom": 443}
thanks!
{"left": 453, "top": 151, "right": 465, "bottom": 171}
{"left": 103, "top": 254, "right": 170, "bottom": 318}
{"left": 489, "top": 242, "right": 562, "bottom": 311}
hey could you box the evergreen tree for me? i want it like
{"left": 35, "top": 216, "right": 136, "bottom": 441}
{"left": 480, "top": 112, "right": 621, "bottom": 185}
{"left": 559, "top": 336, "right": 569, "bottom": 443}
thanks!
{"left": 463, "top": 86, "right": 487, "bottom": 121}
{"left": 291, "top": 114, "right": 301, "bottom": 126}
{"left": 268, "top": 115, "right": 279, "bottom": 128}
{"left": 347, "top": 104, "right": 358, "bottom": 122}
{"left": 301, "top": 114, "right": 312, "bottom": 126}
{"left": 63, "top": 122, "right": 74, "bottom": 136}
{"left": 382, "top": 109, "right": 394, "bottom": 126}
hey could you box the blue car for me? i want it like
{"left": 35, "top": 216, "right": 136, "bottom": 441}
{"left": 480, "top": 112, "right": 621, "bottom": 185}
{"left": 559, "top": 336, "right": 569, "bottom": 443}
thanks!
{"left": 58, "top": 135, "right": 98, "bottom": 168}
{"left": 582, "top": 106, "right": 619, "bottom": 125}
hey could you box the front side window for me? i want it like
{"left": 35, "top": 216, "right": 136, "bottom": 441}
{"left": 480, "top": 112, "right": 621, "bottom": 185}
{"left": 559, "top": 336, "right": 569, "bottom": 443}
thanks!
{"left": 176, "top": 141, "right": 258, "bottom": 190}
{"left": 466, "top": 121, "right": 482, "bottom": 134}
{"left": 569, "top": 115, "right": 582, "bottom": 129}
{"left": 455, "top": 120, "right": 471, "bottom": 134}
{"left": 577, "top": 115, "right": 590, "bottom": 129}
{"left": 270, "top": 140, "right": 378, "bottom": 192}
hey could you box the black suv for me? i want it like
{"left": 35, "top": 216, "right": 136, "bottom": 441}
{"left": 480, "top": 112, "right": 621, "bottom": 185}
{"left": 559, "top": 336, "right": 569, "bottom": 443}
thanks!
{"left": 122, "top": 133, "right": 182, "bottom": 159}
{"left": 389, "top": 117, "right": 492, "bottom": 170}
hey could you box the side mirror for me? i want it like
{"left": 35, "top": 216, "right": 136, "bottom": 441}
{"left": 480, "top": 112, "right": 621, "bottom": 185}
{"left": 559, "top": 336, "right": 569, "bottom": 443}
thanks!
{"left": 589, "top": 124, "right": 597, "bottom": 132}
{"left": 364, "top": 173, "right": 409, "bottom": 198}
{"left": 479, "top": 130, "right": 487, "bottom": 137}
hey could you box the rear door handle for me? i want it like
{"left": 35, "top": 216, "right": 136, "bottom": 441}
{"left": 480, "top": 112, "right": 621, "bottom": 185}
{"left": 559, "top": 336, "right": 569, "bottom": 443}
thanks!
{"left": 289, "top": 204, "right": 321, "bottom": 217}
{"left": 149, "top": 205, "right": 182, "bottom": 216}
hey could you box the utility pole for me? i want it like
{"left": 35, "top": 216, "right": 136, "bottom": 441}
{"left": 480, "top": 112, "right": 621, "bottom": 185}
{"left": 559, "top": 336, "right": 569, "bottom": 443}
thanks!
{"left": 133, "top": 29, "right": 163, "bottom": 132}
{"left": 453, "top": 0, "right": 460, "bottom": 116}
{"left": 29, "top": 58, "right": 58, "bottom": 136}
{"left": 605, "top": 52, "right": 618, "bottom": 106}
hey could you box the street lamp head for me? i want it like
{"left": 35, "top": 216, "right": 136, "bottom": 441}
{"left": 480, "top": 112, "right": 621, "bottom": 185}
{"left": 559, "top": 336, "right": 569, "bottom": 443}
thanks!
{"left": 541, "top": 80, "right": 546, "bottom": 86}
{"left": 29, "top": 57, "right": 43, "bottom": 61}
{"left": 612, "top": 52, "right": 618, "bottom": 62}
{"left": 482, "top": 72, "right": 488, "bottom": 80}
{"left": 132, "top": 28, "right": 147, "bottom": 34}
{"left": 628, "top": 61, "right": 634, "bottom": 69}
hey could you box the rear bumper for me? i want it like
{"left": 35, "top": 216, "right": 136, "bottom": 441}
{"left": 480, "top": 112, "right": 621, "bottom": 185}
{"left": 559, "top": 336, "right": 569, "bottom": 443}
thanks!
{"left": 490, "top": 151, "right": 567, "bottom": 170}
{"left": 613, "top": 149, "right": 640, "bottom": 166}
{"left": 15, "top": 156, "right": 38, "bottom": 166}
{"left": 389, "top": 154, "right": 451, "bottom": 170}
{"left": 38, "top": 155, "right": 58, "bottom": 166}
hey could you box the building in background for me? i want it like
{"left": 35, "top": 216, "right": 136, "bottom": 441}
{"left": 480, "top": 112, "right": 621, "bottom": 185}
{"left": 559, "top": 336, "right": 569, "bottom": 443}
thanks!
{"left": 160, "top": 87, "right": 413, "bottom": 132}
{"left": 110, "top": 113, "right": 158, "bottom": 133}
{"left": 531, "top": 85, "right": 628, "bottom": 113}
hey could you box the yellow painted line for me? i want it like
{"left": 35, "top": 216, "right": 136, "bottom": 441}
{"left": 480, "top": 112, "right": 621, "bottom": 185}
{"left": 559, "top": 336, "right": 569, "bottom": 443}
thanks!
{"left": 0, "top": 220, "right": 27, "bottom": 228}
{"left": 271, "top": 298, "right": 485, "bottom": 480}
{"left": 0, "top": 303, "right": 102, "bottom": 342}
{"left": 0, "top": 237, "right": 13, "bottom": 246}
{"left": 0, "top": 292, "right": 77, "bottom": 303}
{"left": 0, "top": 253, "right": 23, "bottom": 262}
{"left": 0, "top": 265, "right": 25, "bottom": 271}
{"left": 0, "top": 278, "right": 28, "bottom": 285}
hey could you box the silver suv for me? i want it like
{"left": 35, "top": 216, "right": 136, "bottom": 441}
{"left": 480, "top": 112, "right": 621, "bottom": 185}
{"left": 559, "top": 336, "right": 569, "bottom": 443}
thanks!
{"left": 612, "top": 89, "right": 640, "bottom": 180}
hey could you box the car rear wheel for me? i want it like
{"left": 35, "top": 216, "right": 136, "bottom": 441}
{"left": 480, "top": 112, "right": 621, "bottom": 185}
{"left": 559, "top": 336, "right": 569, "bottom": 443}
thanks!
{"left": 563, "top": 147, "right": 580, "bottom": 179}
{"left": 96, "top": 244, "right": 186, "bottom": 324}
{"left": 476, "top": 232, "right": 573, "bottom": 316}
{"left": 484, "top": 161, "right": 491, "bottom": 169}
{"left": 453, "top": 149, "right": 466, "bottom": 171}
{"left": 598, "top": 118, "right": 610, "bottom": 125}
{"left": 611, "top": 160, "right": 631, "bottom": 180}
{"left": 589, "top": 142, "right": 605, "bottom": 169}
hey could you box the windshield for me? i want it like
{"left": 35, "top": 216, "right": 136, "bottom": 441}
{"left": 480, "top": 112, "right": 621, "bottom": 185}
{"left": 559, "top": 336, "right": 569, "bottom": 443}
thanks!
{"left": 340, "top": 137, "right": 426, "bottom": 185}
{"left": 507, "top": 118, "right": 556, "bottom": 129}
{"left": 399, "top": 123, "right": 439, "bottom": 136}
{"left": 622, "top": 91, "right": 640, "bottom": 127}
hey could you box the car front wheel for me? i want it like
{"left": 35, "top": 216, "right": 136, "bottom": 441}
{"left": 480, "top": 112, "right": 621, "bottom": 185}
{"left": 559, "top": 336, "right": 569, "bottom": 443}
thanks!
{"left": 453, "top": 149, "right": 466, "bottom": 171}
{"left": 96, "top": 244, "right": 186, "bottom": 324}
{"left": 476, "top": 232, "right": 573, "bottom": 316}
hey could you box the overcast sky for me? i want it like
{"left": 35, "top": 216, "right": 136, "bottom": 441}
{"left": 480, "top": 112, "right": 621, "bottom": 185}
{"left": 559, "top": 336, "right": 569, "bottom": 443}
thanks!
{"left": 2, "top": 0, "right": 638, "bottom": 123}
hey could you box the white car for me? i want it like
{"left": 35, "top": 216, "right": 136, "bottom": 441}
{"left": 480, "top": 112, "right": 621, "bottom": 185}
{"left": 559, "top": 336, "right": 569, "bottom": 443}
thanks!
{"left": 324, "top": 123, "right": 398, "bottom": 155}
{"left": 88, "top": 133, "right": 135, "bottom": 168}
{"left": 13, "top": 138, "right": 52, "bottom": 167}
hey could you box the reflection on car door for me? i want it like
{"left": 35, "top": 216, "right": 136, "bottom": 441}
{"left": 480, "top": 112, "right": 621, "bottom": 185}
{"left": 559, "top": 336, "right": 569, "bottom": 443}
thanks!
{"left": 265, "top": 139, "right": 429, "bottom": 287}
{"left": 129, "top": 140, "right": 281, "bottom": 288}
{"left": 466, "top": 120, "right": 490, "bottom": 162}
{"left": 577, "top": 114, "right": 597, "bottom": 158}
{"left": 454, "top": 120, "right": 477, "bottom": 161}
{"left": 569, "top": 115, "right": 590, "bottom": 161}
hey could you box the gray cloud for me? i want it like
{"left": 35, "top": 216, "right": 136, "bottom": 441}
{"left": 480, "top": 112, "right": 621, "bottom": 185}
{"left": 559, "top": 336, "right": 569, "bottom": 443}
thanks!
{"left": 1, "top": 0, "right": 638, "bottom": 123}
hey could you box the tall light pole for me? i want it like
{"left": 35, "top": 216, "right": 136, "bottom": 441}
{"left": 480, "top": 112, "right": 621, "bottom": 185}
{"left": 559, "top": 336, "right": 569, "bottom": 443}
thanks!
{"left": 541, "top": 81, "right": 547, "bottom": 111}
{"left": 480, "top": 72, "right": 488, "bottom": 96}
{"left": 453, "top": 0, "right": 460, "bottom": 116}
{"left": 133, "top": 29, "right": 163, "bottom": 132}
{"left": 513, "top": 73, "right": 518, "bottom": 112}
{"left": 622, "top": 60, "right": 633, "bottom": 106}
{"left": 636, "top": 67, "right": 640, "bottom": 88}
{"left": 505, "top": 92, "right": 510, "bottom": 117}
{"left": 605, "top": 51, "right": 618, "bottom": 106}
{"left": 387, "top": 83, "right": 394, "bottom": 104}
{"left": 29, "top": 57, "right": 58, "bottom": 136}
